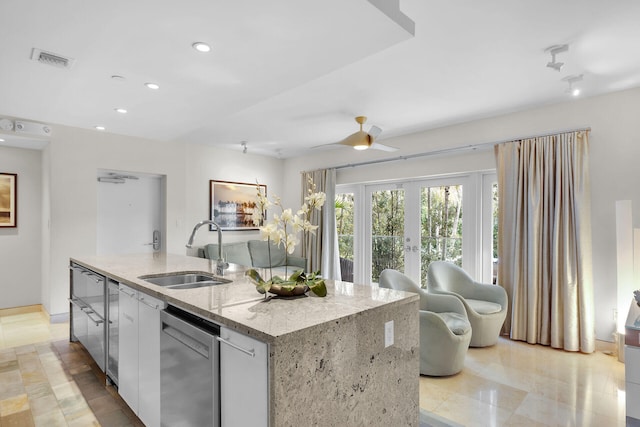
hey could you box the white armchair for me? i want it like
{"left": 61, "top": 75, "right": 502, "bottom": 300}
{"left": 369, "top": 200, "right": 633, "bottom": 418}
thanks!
{"left": 379, "top": 269, "right": 471, "bottom": 376}
{"left": 427, "top": 261, "right": 508, "bottom": 347}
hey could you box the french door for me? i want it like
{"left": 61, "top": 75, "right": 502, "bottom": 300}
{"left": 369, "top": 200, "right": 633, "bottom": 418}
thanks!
{"left": 364, "top": 176, "right": 474, "bottom": 286}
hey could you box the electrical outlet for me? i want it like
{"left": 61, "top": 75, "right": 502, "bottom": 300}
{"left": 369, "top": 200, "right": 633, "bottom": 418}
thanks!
{"left": 613, "top": 308, "right": 618, "bottom": 322}
{"left": 385, "top": 320, "right": 394, "bottom": 348}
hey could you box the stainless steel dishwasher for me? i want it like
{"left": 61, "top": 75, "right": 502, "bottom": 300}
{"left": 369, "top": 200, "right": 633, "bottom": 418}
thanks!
{"left": 160, "top": 305, "right": 220, "bottom": 427}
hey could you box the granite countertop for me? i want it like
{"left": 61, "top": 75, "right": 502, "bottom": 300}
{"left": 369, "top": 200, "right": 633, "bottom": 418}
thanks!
{"left": 71, "top": 253, "right": 418, "bottom": 344}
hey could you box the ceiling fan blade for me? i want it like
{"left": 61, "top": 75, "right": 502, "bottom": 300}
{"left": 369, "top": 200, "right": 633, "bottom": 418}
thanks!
{"left": 311, "top": 142, "right": 344, "bottom": 150}
{"left": 370, "top": 142, "right": 398, "bottom": 152}
{"left": 369, "top": 125, "right": 383, "bottom": 139}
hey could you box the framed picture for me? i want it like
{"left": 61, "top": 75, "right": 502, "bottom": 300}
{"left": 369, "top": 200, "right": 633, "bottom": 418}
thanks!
{"left": 0, "top": 173, "right": 17, "bottom": 228}
{"left": 209, "top": 180, "right": 266, "bottom": 230}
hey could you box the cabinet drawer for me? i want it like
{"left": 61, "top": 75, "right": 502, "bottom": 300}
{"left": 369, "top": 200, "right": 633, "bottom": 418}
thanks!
{"left": 626, "top": 346, "right": 640, "bottom": 384}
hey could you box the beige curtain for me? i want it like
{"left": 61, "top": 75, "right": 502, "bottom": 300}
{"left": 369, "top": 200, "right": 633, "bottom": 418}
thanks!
{"left": 495, "top": 131, "right": 594, "bottom": 353}
{"left": 301, "top": 169, "right": 340, "bottom": 277}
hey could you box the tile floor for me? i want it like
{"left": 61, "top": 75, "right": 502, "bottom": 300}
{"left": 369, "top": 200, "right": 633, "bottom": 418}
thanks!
{"left": 0, "top": 310, "right": 143, "bottom": 427}
{"left": 419, "top": 337, "right": 627, "bottom": 427}
{"left": 0, "top": 308, "right": 629, "bottom": 426}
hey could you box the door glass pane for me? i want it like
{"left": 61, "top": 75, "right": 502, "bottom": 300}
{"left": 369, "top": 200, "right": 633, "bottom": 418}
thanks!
{"left": 421, "top": 185, "right": 463, "bottom": 284}
{"left": 335, "top": 192, "right": 354, "bottom": 282}
{"left": 371, "top": 189, "right": 405, "bottom": 282}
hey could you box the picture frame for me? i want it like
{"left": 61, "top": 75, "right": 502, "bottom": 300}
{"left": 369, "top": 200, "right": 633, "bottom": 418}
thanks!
{"left": 209, "top": 180, "right": 266, "bottom": 230}
{"left": 0, "top": 173, "right": 17, "bottom": 228}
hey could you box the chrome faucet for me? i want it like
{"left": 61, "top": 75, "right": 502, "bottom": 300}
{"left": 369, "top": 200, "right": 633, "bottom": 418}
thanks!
{"left": 186, "top": 220, "right": 228, "bottom": 274}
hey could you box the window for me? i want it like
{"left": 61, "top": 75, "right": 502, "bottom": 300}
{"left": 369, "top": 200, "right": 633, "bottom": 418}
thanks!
{"left": 335, "top": 192, "right": 355, "bottom": 282}
{"left": 338, "top": 171, "right": 495, "bottom": 285}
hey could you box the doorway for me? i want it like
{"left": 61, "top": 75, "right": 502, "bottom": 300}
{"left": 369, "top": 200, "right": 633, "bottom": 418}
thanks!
{"left": 97, "top": 170, "right": 165, "bottom": 255}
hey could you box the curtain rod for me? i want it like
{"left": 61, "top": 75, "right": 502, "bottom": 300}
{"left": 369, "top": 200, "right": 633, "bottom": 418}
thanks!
{"left": 305, "top": 126, "right": 590, "bottom": 172}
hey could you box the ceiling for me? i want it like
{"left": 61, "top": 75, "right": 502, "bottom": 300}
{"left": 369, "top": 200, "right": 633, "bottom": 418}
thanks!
{"left": 1, "top": 0, "right": 639, "bottom": 157}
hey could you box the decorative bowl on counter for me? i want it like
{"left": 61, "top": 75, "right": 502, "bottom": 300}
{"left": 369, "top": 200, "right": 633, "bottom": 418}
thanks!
{"left": 246, "top": 268, "right": 326, "bottom": 298}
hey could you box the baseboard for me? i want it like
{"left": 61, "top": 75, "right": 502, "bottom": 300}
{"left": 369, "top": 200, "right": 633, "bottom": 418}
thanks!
{"left": 0, "top": 304, "right": 43, "bottom": 317}
{"left": 49, "top": 312, "right": 70, "bottom": 324}
{"left": 595, "top": 338, "right": 616, "bottom": 354}
{"left": 0, "top": 304, "right": 70, "bottom": 324}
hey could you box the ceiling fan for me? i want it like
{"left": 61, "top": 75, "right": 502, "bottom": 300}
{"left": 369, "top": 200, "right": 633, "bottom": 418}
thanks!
{"left": 318, "top": 116, "right": 398, "bottom": 152}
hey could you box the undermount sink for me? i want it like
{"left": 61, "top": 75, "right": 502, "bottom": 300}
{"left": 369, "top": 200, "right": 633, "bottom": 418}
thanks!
{"left": 139, "top": 272, "right": 232, "bottom": 289}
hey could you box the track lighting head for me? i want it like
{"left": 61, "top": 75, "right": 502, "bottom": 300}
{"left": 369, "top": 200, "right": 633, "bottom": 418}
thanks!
{"left": 562, "top": 74, "right": 583, "bottom": 97}
{"left": 241, "top": 141, "right": 247, "bottom": 154}
{"left": 545, "top": 44, "right": 569, "bottom": 72}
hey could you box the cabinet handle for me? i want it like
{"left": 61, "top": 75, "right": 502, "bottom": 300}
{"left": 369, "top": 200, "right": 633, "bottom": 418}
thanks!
{"left": 138, "top": 296, "right": 160, "bottom": 310}
{"left": 118, "top": 287, "right": 136, "bottom": 298}
{"left": 69, "top": 297, "right": 87, "bottom": 310}
{"left": 84, "top": 309, "right": 105, "bottom": 327}
{"left": 70, "top": 298, "right": 104, "bottom": 326}
{"left": 216, "top": 336, "right": 255, "bottom": 358}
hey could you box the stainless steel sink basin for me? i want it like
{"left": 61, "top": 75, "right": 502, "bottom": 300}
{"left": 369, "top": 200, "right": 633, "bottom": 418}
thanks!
{"left": 139, "top": 272, "right": 231, "bottom": 289}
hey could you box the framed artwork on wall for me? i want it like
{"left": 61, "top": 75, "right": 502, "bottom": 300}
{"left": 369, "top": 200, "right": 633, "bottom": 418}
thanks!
{"left": 0, "top": 172, "right": 17, "bottom": 228}
{"left": 209, "top": 180, "right": 266, "bottom": 230}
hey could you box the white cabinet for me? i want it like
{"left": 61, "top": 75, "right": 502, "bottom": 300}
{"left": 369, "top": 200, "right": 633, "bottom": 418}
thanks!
{"left": 626, "top": 345, "right": 640, "bottom": 420}
{"left": 118, "top": 284, "right": 165, "bottom": 427}
{"left": 219, "top": 326, "right": 269, "bottom": 427}
{"left": 118, "top": 284, "right": 139, "bottom": 411}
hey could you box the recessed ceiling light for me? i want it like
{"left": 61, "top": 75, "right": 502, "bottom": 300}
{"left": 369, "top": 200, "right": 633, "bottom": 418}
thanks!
{"left": 95, "top": 126, "right": 106, "bottom": 131}
{"left": 0, "top": 138, "right": 5, "bottom": 142}
{"left": 145, "top": 82, "right": 160, "bottom": 90}
{"left": 111, "top": 75, "right": 126, "bottom": 82}
{"left": 192, "top": 42, "right": 211, "bottom": 53}
{"left": 115, "top": 108, "right": 127, "bottom": 114}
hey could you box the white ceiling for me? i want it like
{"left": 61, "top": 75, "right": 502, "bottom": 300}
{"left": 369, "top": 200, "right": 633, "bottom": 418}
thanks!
{"left": 1, "top": 0, "right": 639, "bottom": 157}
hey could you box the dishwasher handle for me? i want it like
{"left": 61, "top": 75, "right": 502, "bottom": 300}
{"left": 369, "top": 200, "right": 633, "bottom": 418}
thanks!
{"left": 163, "top": 324, "right": 210, "bottom": 359}
{"left": 216, "top": 336, "right": 255, "bottom": 358}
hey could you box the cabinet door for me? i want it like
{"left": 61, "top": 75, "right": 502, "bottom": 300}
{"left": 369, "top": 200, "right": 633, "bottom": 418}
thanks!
{"left": 137, "top": 293, "right": 164, "bottom": 427}
{"left": 219, "top": 326, "right": 269, "bottom": 427}
{"left": 118, "top": 284, "right": 139, "bottom": 413}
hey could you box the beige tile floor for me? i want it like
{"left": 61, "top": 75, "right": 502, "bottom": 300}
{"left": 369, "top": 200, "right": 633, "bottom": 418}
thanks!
{"left": 420, "top": 337, "right": 627, "bottom": 427}
{"left": 0, "top": 307, "right": 629, "bottom": 426}
{"left": 0, "top": 308, "right": 143, "bottom": 427}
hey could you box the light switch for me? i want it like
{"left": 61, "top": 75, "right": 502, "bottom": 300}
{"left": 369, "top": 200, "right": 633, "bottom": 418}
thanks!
{"left": 385, "top": 320, "right": 394, "bottom": 348}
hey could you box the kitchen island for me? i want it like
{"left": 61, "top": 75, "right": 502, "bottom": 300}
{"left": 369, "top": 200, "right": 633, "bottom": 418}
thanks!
{"left": 71, "top": 253, "right": 420, "bottom": 426}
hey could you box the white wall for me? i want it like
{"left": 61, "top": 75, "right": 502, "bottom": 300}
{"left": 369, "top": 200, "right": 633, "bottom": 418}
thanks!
{"left": 44, "top": 125, "right": 188, "bottom": 315}
{"left": 184, "top": 143, "right": 285, "bottom": 251}
{"left": 42, "top": 124, "right": 286, "bottom": 316}
{"left": 284, "top": 87, "right": 640, "bottom": 342}
{"left": 0, "top": 146, "right": 42, "bottom": 309}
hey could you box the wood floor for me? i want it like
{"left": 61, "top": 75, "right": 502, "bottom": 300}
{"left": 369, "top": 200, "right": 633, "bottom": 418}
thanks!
{"left": 0, "top": 307, "right": 628, "bottom": 426}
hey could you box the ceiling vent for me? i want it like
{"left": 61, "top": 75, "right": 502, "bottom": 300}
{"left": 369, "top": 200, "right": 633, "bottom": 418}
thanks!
{"left": 30, "top": 48, "right": 75, "bottom": 69}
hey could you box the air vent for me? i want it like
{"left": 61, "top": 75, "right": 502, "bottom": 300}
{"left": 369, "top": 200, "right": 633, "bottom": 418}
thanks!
{"left": 30, "top": 48, "right": 75, "bottom": 69}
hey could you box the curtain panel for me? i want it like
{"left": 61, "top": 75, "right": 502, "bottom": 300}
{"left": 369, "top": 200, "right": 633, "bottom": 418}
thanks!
{"left": 301, "top": 169, "right": 341, "bottom": 279}
{"left": 495, "top": 131, "right": 594, "bottom": 353}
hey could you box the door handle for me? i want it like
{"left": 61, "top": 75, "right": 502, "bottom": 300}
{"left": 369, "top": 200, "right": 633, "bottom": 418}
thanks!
{"left": 144, "top": 229, "right": 161, "bottom": 251}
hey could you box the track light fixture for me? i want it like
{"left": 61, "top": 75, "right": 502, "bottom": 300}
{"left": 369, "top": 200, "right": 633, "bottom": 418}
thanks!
{"left": 241, "top": 141, "right": 247, "bottom": 154}
{"left": 562, "top": 74, "right": 583, "bottom": 97}
{"left": 545, "top": 44, "right": 568, "bottom": 72}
